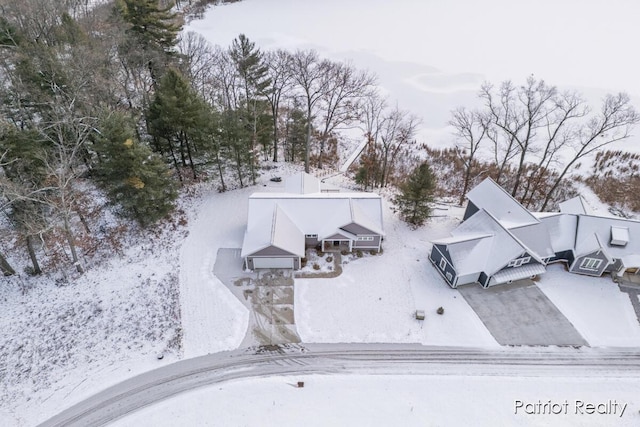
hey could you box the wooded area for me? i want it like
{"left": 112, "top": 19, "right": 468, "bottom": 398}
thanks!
{"left": 1, "top": 0, "right": 637, "bottom": 276}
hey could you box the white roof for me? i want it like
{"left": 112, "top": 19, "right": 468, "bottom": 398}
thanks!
{"left": 574, "top": 215, "right": 640, "bottom": 259}
{"left": 437, "top": 234, "right": 494, "bottom": 276}
{"left": 442, "top": 210, "right": 537, "bottom": 276}
{"left": 509, "top": 222, "right": 555, "bottom": 259}
{"left": 535, "top": 213, "right": 578, "bottom": 254}
{"left": 466, "top": 178, "right": 539, "bottom": 227}
{"left": 241, "top": 205, "right": 305, "bottom": 258}
{"left": 611, "top": 226, "right": 630, "bottom": 245}
{"left": 559, "top": 196, "right": 589, "bottom": 215}
{"left": 243, "top": 186, "right": 384, "bottom": 258}
{"left": 285, "top": 172, "right": 321, "bottom": 194}
{"left": 490, "top": 263, "right": 546, "bottom": 284}
{"left": 621, "top": 254, "right": 640, "bottom": 269}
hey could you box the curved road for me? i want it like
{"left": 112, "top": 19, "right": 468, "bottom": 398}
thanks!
{"left": 38, "top": 344, "right": 640, "bottom": 427}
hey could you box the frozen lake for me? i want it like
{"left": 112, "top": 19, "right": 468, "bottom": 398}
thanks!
{"left": 187, "top": 0, "right": 640, "bottom": 151}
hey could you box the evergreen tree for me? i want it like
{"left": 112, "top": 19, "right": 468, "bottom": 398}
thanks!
{"left": 229, "top": 34, "right": 271, "bottom": 183}
{"left": 147, "top": 68, "right": 211, "bottom": 180}
{"left": 94, "top": 112, "right": 177, "bottom": 226}
{"left": 117, "top": 0, "right": 181, "bottom": 53}
{"left": 0, "top": 128, "right": 51, "bottom": 274}
{"left": 393, "top": 162, "right": 436, "bottom": 227}
{"left": 117, "top": 0, "right": 182, "bottom": 83}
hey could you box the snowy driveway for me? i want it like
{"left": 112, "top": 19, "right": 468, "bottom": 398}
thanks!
{"left": 214, "top": 249, "right": 301, "bottom": 347}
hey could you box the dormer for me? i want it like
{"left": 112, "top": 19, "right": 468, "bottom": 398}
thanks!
{"left": 610, "top": 226, "right": 629, "bottom": 247}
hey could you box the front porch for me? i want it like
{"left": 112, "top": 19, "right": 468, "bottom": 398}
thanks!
{"left": 321, "top": 239, "right": 351, "bottom": 253}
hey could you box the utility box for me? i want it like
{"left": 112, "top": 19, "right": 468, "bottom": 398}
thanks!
{"left": 415, "top": 310, "right": 425, "bottom": 321}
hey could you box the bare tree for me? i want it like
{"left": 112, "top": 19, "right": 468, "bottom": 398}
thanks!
{"left": 290, "top": 49, "right": 331, "bottom": 173}
{"left": 449, "top": 107, "right": 489, "bottom": 205}
{"left": 178, "top": 31, "right": 216, "bottom": 100}
{"left": 315, "top": 61, "right": 376, "bottom": 169}
{"left": 378, "top": 106, "right": 420, "bottom": 187}
{"left": 39, "top": 107, "right": 96, "bottom": 274}
{"left": 541, "top": 93, "right": 640, "bottom": 210}
{"left": 263, "top": 49, "right": 293, "bottom": 162}
{"left": 480, "top": 77, "right": 558, "bottom": 196}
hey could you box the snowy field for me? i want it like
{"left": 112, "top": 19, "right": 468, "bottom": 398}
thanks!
{"left": 111, "top": 373, "right": 640, "bottom": 427}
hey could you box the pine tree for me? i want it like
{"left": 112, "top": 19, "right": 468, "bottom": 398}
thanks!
{"left": 147, "top": 68, "right": 211, "bottom": 180}
{"left": 117, "top": 0, "right": 181, "bottom": 53}
{"left": 94, "top": 112, "right": 177, "bottom": 226}
{"left": 117, "top": 0, "right": 182, "bottom": 83}
{"left": 0, "top": 128, "right": 51, "bottom": 274}
{"left": 229, "top": 34, "right": 271, "bottom": 183}
{"left": 393, "top": 162, "right": 436, "bottom": 227}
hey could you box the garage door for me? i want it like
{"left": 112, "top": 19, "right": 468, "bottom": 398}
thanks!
{"left": 252, "top": 257, "right": 294, "bottom": 269}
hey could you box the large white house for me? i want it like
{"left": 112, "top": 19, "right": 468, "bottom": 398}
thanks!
{"left": 430, "top": 178, "right": 640, "bottom": 288}
{"left": 241, "top": 173, "right": 385, "bottom": 270}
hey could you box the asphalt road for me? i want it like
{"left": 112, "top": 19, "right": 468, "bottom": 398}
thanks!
{"left": 38, "top": 343, "right": 640, "bottom": 427}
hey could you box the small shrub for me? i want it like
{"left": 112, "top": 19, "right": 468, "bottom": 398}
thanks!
{"left": 316, "top": 249, "right": 324, "bottom": 257}
{"left": 369, "top": 250, "right": 377, "bottom": 255}
{"left": 301, "top": 257, "right": 307, "bottom": 268}
{"left": 326, "top": 256, "right": 333, "bottom": 263}
{"left": 356, "top": 250, "right": 363, "bottom": 258}
{"left": 340, "top": 249, "right": 348, "bottom": 256}
{"left": 437, "top": 306, "right": 444, "bottom": 315}
{"left": 313, "top": 263, "right": 320, "bottom": 270}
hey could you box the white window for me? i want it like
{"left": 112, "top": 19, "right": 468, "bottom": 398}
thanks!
{"left": 305, "top": 234, "right": 318, "bottom": 239}
{"left": 580, "top": 258, "right": 602, "bottom": 270}
{"left": 357, "top": 236, "right": 375, "bottom": 241}
{"left": 508, "top": 256, "right": 531, "bottom": 268}
{"left": 446, "top": 272, "right": 453, "bottom": 282}
{"left": 439, "top": 258, "right": 447, "bottom": 271}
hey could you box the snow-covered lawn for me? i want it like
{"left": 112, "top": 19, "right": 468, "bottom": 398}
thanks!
{"left": 536, "top": 264, "right": 640, "bottom": 347}
{"left": 295, "top": 199, "right": 499, "bottom": 347}
{"left": 178, "top": 186, "right": 251, "bottom": 357}
{"left": 112, "top": 372, "right": 640, "bottom": 427}
{"left": 0, "top": 224, "right": 184, "bottom": 426}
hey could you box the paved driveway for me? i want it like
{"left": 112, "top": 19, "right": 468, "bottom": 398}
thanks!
{"left": 458, "top": 280, "right": 588, "bottom": 346}
{"left": 214, "top": 248, "right": 301, "bottom": 347}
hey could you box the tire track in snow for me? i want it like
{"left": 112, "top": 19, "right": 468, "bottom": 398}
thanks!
{"left": 38, "top": 344, "right": 640, "bottom": 427}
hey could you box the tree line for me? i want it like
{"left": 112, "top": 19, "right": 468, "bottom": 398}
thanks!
{"left": 0, "top": 0, "right": 410, "bottom": 275}
{"left": 1, "top": 1, "right": 637, "bottom": 275}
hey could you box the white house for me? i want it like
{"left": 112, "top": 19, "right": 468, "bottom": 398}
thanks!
{"left": 241, "top": 173, "right": 385, "bottom": 270}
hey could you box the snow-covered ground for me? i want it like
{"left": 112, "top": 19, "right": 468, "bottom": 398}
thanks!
{"left": 9, "top": 166, "right": 640, "bottom": 426}
{"left": 6, "top": 2, "right": 640, "bottom": 425}
{"left": 295, "top": 198, "right": 499, "bottom": 347}
{"left": 537, "top": 264, "right": 640, "bottom": 347}
{"left": 111, "top": 372, "right": 640, "bottom": 427}
{"left": 0, "top": 218, "right": 185, "bottom": 426}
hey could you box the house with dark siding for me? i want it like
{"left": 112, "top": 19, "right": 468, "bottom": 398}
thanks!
{"left": 430, "top": 178, "right": 640, "bottom": 288}
{"left": 241, "top": 173, "right": 384, "bottom": 270}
